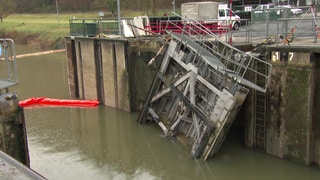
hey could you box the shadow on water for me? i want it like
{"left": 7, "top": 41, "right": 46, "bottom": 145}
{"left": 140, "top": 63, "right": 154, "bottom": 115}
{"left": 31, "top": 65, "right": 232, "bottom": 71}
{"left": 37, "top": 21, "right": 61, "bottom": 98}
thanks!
{"left": 12, "top": 45, "right": 320, "bottom": 180}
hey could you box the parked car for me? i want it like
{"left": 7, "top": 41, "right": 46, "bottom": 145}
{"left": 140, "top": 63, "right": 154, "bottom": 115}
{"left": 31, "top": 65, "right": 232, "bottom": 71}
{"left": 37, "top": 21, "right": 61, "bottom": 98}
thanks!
{"left": 254, "top": 4, "right": 275, "bottom": 13}
{"left": 276, "top": 5, "right": 303, "bottom": 16}
{"left": 254, "top": 4, "right": 303, "bottom": 17}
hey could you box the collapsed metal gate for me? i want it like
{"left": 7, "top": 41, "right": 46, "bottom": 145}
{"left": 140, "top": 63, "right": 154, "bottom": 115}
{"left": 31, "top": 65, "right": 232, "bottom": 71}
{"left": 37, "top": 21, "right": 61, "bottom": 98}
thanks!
{"left": 137, "top": 15, "right": 272, "bottom": 160}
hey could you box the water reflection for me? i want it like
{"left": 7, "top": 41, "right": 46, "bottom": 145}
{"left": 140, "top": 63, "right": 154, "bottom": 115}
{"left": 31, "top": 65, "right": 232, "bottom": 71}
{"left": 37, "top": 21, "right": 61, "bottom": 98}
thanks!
{"left": 25, "top": 107, "right": 163, "bottom": 180}
{"left": 13, "top": 45, "right": 320, "bottom": 180}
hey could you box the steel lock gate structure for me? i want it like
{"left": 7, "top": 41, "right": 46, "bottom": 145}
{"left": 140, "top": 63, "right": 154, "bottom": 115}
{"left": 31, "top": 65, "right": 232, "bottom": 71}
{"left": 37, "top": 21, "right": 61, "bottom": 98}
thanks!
{"left": 137, "top": 14, "right": 272, "bottom": 160}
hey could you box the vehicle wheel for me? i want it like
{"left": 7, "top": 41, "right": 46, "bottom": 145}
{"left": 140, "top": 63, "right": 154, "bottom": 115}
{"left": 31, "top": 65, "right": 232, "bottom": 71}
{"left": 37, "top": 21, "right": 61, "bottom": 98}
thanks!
{"left": 233, "top": 22, "right": 240, "bottom": 30}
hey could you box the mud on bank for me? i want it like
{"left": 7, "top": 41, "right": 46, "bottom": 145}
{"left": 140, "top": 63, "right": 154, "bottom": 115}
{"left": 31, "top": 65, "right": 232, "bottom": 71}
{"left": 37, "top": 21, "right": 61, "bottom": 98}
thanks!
{"left": 0, "top": 31, "right": 65, "bottom": 49}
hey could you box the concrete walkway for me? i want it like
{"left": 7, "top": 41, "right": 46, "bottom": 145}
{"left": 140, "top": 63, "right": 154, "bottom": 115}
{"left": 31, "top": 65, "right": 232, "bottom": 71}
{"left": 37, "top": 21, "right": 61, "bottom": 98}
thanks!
{"left": 0, "top": 150, "right": 46, "bottom": 180}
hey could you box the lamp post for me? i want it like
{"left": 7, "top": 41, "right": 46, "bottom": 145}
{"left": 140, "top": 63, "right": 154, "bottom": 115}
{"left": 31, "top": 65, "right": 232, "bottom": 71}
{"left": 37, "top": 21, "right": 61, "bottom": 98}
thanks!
{"left": 172, "top": 0, "right": 176, "bottom": 13}
{"left": 55, "top": 0, "right": 60, "bottom": 24}
{"left": 229, "top": 0, "right": 232, "bottom": 45}
{"left": 117, "top": 0, "right": 122, "bottom": 36}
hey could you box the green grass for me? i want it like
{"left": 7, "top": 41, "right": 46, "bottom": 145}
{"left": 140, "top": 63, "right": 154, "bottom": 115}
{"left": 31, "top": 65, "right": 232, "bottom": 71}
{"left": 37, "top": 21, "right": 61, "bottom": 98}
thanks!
{"left": 0, "top": 10, "right": 175, "bottom": 46}
{"left": 0, "top": 12, "right": 119, "bottom": 43}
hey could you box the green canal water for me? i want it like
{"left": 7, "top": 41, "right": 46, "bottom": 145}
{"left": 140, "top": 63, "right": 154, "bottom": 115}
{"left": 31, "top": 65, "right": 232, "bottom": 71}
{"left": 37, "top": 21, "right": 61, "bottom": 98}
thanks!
{"left": 12, "top": 45, "right": 320, "bottom": 180}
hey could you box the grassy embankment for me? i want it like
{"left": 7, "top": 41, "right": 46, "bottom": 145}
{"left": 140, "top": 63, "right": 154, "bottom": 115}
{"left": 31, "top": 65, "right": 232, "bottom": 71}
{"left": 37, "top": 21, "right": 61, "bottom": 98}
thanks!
{"left": 0, "top": 9, "right": 173, "bottom": 49}
{"left": 0, "top": 13, "right": 104, "bottom": 49}
{"left": 1, "top": 14, "right": 64, "bottom": 48}
{"left": 0, "top": 12, "right": 136, "bottom": 49}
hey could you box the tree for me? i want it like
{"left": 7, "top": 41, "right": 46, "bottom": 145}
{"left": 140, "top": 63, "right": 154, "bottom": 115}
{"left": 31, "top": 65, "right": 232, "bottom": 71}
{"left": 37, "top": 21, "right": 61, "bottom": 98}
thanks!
{"left": 91, "top": 0, "right": 106, "bottom": 10}
{"left": 0, "top": 0, "right": 16, "bottom": 22}
{"left": 106, "top": 0, "right": 117, "bottom": 17}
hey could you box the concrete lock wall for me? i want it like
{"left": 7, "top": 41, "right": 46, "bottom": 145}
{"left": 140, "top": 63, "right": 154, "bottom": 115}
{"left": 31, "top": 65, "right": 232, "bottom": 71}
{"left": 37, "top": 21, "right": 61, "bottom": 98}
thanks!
{"left": 127, "top": 45, "right": 158, "bottom": 111}
{"left": 311, "top": 53, "right": 320, "bottom": 167}
{"left": 65, "top": 37, "right": 158, "bottom": 112}
{"left": 0, "top": 99, "right": 30, "bottom": 167}
{"left": 244, "top": 49, "right": 320, "bottom": 167}
{"left": 66, "top": 37, "right": 130, "bottom": 111}
{"left": 101, "top": 41, "right": 130, "bottom": 111}
{"left": 76, "top": 38, "right": 98, "bottom": 100}
{"left": 268, "top": 63, "right": 312, "bottom": 164}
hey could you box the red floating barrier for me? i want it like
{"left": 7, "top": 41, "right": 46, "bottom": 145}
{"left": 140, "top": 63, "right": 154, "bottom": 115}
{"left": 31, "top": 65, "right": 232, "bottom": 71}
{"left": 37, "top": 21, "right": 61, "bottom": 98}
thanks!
{"left": 19, "top": 97, "right": 99, "bottom": 108}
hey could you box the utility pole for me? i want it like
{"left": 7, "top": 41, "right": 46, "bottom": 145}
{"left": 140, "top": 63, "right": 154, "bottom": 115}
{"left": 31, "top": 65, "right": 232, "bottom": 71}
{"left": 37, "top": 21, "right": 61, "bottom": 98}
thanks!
{"left": 117, "top": 0, "right": 122, "bottom": 36}
{"left": 172, "top": 0, "right": 176, "bottom": 13}
{"left": 55, "top": 0, "right": 60, "bottom": 24}
{"left": 229, "top": 0, "right": 232, "bottom": 45}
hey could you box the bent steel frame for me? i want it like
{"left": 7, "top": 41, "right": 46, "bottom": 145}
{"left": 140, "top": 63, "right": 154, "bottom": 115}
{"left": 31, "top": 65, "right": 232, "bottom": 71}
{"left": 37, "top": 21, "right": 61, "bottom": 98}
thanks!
{"left": 138, "top": 14, "right": 272, "bottom": 160}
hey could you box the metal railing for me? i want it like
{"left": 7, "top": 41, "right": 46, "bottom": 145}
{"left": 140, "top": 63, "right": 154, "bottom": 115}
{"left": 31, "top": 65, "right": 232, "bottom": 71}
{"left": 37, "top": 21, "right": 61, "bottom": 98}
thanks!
{"left": 69, "top": 16, "right": 252, "bottom": 44}
{"left": 247, "top": 6, "right": 319, "bottom": 45}
{"left": 0, "top": 39, "right": 18, "bottom": 91}
{"left": 69, "top": 18, "right": 120, "bottom": 37}
{"left": 276, "top": 17, "right": 320, "bottom": 45}
{"left": 145, "top": 16, "right": 250, "bottom": 43}
{"left": 163, "top": 13, "right": 272, "bottom": 93}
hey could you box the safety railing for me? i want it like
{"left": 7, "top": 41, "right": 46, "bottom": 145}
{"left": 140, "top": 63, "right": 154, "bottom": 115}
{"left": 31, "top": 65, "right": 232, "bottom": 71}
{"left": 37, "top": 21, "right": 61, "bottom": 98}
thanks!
{"left": 0, "top": 39, "right": 18, "bottom": 91}
{"left": 249, "top": 6, "right": 316, "bottom": 44}
{"left": 69, "top": 16, "right": 251, "bottom": 44}
{"left": 144, "top": 17, "right": 229, "bottom": 35}
{"left": 69, "top": 18, "right": 120, "bottom": 37}
{"left": 276, "top": 16, "right": 320, "bottom": 46}
{"left": 163, "top": 13, "right": 272, "bottom": 93}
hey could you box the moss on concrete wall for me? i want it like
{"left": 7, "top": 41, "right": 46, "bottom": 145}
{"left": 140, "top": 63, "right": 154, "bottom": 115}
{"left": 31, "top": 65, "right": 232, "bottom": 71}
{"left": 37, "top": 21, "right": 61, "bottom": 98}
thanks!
{"left": 128, "top": 46, "right": 158, "bottom": 111}
{"left": 267, "top": 62, "right": 312, "bottom": 164}
{"left": 0, "top": 107, "right": 29, "bottom": 166}
{"left": 312, "top": 54, "right": 320, "bottom": 166}
{"left": 230, "top": 48, "right": 320, "bottom": 167}
{"left": 266, "top": 66, "right": 284, "bottom": 157}
{"left": 283, "top": 66, "right": 310, "bottom": 163}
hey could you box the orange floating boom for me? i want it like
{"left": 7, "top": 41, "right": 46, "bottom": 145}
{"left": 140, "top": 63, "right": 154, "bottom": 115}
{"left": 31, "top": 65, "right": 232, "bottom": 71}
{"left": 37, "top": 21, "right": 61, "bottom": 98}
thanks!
{"left": 19, "top": 97, "right": 99, "bottom": 107}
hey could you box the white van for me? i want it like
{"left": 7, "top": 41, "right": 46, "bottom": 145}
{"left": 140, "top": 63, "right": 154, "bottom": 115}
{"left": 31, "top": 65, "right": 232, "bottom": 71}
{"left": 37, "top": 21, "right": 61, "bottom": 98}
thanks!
{"left": 180, "top": 2, "right": 241, "bottom": 30}
{"left": 218, "top": 8, "right": 241, "bottom": 30}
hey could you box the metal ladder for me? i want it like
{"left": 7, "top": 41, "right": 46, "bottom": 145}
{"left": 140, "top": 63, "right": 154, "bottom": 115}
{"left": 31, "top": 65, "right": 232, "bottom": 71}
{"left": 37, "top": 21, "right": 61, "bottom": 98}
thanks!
{"left": 254, "top": 58, "right": 268, "bottom": 151}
